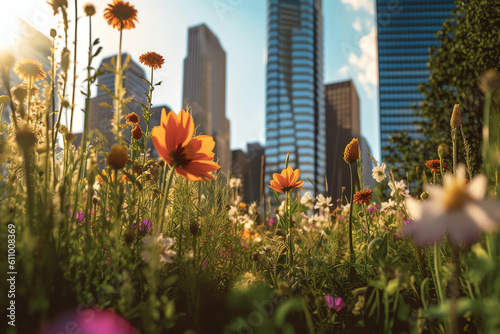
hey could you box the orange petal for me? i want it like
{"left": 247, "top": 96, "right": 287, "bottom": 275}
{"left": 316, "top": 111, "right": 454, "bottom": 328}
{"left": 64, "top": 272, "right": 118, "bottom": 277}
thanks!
{"left": 268, "top": 185, "right": 284, "bottom": 193}
{"left": 164, "top": 110, "right": 179, "bottom": 152}
{"left": 152, "top": 125, "right": 170, "bottom": 161}
{"left": 175, "top": 160, "right": 220, "bottom": 181}
{"left": 274, "top": 173, "right": 287, "bottom": 188}
{"left": 177, "top": 109, "right": 195, "bottom": 147}
{"left": 190, "top": 135, "right": 216, "bottom": 160}
{"left": 290, "top": 168, "right": 300, "bottom": 185}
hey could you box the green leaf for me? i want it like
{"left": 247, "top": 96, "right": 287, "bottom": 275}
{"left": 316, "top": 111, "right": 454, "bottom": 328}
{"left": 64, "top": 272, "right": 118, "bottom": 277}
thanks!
{"left": 275, "top": 298, "right": 303, "bottom": 327}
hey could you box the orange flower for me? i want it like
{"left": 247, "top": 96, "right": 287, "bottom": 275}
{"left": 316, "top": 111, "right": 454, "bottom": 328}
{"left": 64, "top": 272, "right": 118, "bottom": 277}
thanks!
{"left": 125, "top": 112, "right": 140, "bottom": 124}
{"left": 152, "top": 109, "right": 221, "bottom": 181}
{"left": 268, "top": 166, "right": 304, "bottom": 193}
{"left": 426, "top": 159, "right": 448, "bottom": 174}
{"left": 139, "top": 52, "right": 165, "bottom": 70}
{"left": 132, "top": 124, "right": 143, "bottom": 140}
{"left": 353, "top": 189, "right": 374, "bottom": 205}
{"left": 104, "top": 0, "right": 138, "bottom": 30}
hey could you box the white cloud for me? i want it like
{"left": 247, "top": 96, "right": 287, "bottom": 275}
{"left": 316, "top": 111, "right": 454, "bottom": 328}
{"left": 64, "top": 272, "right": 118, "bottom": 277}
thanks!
{"left": 353, "top": 18, "right": 362, "bottom": 32}
{"left": 338, "top": 65, "right": 350, "bottom": 76}
{"left": 341, "top": 0, "right": 375, "bottom": 14}
{"left": 345, "top": 25, "right": 378, "bottom": 97}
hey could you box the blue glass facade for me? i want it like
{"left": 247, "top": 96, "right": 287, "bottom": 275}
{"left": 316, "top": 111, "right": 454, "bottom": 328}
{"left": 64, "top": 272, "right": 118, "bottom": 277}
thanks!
{"left": 265, "top": 0, "right": 325, "bottom": 196}
{"left": 377, "top": 0, "right": 455, "bottom": 160}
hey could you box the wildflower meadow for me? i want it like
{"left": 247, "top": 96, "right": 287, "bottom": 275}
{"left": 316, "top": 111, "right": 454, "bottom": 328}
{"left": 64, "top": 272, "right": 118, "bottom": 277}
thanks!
{"left": 1, "top": 1, "right": 500, "bottom": 334}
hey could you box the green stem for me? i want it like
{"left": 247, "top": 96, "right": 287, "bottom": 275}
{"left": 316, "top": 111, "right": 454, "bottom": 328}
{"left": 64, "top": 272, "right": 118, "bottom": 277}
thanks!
{"left": 114, "top": 28, "right": 123, "bottom": 144}
{"left": 69, "top": 0, "right": 78, "bottom": 133}
{"left": 348, "top": 163, "right": 356, "bottom": 263}
{"left": 434, "top": 242, "right": 444, "bottom": 303}
{"left": 287, "top": 190, "right": 293, "bottom": 271}
{"left": 158, "top": 162, "right": 177, "bottom": 234}
{"left": 452, "top": 128, "right": 458, "bottom": 177}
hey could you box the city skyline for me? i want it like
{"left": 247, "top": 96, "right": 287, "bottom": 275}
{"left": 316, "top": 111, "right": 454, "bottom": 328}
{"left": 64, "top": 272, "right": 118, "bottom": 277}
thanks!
{"left": 1, "top": 0, "right": 381, "bottom": 161}
{"left": 377, "top": 0, "right": 456, "bottom": 160}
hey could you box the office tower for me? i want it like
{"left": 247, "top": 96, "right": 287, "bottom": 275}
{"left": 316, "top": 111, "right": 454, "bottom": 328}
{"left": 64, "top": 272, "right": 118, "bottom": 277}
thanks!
{"left": 0, "top": 17, "right": 51, "bottom": 122}
{"left": 247, "top": 142, "right": 265, "bottom": 203}
{"left": 265, "top": 0, "right": 325, "bottom": 196}
{"left": 89, "top": 53, "right": 150, "bottom": 146}
{"left": 377, "top": 0, "right": 455, "bottom": 161}
{"left": 231, "top": 149, "right": 250, "bottom": 203}
{"left": 182, "top": 24, "right": 231, "bottom": 174}
{"left": 325, "top": 80, "right": 360, "bottom": 201}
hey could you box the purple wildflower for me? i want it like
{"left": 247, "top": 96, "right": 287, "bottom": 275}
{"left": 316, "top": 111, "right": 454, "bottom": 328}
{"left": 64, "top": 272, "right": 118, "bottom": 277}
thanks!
{"left": 404, "top": 219, "right": 412, "bottom": 226}
{"left": 369, "top": 206, "right": 375, "bottom": 213}
{"left": 268, "top": 218, "right": 276, "bottom": 226}
{"left": 132, "top": 219, "right": 152, "bottom": 235}
{"left": 325, "top": 296, "right": 345, "bottom": 312}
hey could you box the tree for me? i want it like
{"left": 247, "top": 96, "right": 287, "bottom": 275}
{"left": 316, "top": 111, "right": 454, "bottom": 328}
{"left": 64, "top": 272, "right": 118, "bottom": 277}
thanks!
{"left": 384, "top": 0, "right": 500, "bottom": 181}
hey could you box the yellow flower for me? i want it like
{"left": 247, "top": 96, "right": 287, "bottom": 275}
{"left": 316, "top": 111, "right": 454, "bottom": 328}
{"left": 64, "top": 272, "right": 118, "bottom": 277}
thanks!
{"left": 14, "top": 59, "right": 46, "bottom": 82}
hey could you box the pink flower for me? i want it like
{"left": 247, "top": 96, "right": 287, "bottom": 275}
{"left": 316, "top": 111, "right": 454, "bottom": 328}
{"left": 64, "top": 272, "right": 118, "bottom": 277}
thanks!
{"left": 40, "top": 308, "right": 136, "bottom": 334}
{"left": 325, "top": 296, "right": 345, "bottom": 312}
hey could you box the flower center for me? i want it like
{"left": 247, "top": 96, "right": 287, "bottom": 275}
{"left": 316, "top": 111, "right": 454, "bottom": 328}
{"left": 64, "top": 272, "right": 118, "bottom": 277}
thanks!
{"left": 442, "top": 181, "right": 470, "bottom": 210}
{"left": 170, "top": 144, "right": 195, "bottom": 167}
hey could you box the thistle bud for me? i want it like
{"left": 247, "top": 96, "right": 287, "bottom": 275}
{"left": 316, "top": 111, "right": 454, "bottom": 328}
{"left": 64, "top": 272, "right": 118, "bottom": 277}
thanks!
{"left": 83, "top": 3, "right": 96, "bottom": 16}
{"left": 15, "top": 127, "right": 37, "bottom": 150}
{"left": 107, "top": 144, "right": 129, "bottom": 170}
{"left": 189, "top": 221, "right": 199, "bottom": 236}
{"left": 450, "top": 104, "right": 461, "bottom": 129}
{"left": 343, "top": 138, "right": 359, "bottom": 164}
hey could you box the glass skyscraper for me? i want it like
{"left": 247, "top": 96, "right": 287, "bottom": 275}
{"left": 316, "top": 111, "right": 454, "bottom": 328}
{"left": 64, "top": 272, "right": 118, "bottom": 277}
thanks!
{"left": 377, "top": 0, "right": 455, "bottom": 160}
{"left": 265, "top": 0, "right": 325, "bottom": 196}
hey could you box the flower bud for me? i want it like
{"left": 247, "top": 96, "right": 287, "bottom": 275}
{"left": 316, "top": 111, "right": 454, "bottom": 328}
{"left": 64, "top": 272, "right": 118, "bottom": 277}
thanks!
{"left": 420, "top": 191, "right": 429, "bottom": 200}
{"left": 0, "top": 95, "right": 10, "bottom": 104}
{"left": 479, "top": 68, "right": 500, "bottom": 93}
{"left": 189, "top": 221, "right": 199, "bottom": 236}
{"left": 450, "top": 104, "right": 461, "bottom": 129}
{"left": 437, "top": 143, "right": 450, "bottom": 159}
{"left": 10, "top": 85, "right": 28, "bottom": 102}
{"left": 107, "top": 144, "right": 129, "bottom": 170}
{"left": 132, "top": 124, "right": 143, "bottom": 140}
{"left": 83, "top": 3, "right": 96, "bottom": 16}
{"left": 60, "top": 48, "right": 70, "bottom": 73}
{"left": 50, "top": 29, "right": 57, "bottom": 38}
{"left": 15, "top": 127, "right": 37, "bottom": 150}
{"left": 343, "top": 138, "right": 359, "bottom": 164}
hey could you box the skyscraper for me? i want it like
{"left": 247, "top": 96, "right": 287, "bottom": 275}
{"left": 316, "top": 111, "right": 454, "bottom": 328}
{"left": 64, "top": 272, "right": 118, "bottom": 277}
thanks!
{"left": 88, "top": 54, "right": 170, "bottom": 163}
{"left": 325, "top": 80, "right": 360, "bottom": 201}
{"left": 377, "top": 0, "right": 455, "bottom": 161}
{"left": 265, "top": 0, "right": 325, "bottom": 196}
{"left": 182, "top": 24, "right": 231, "bottom": 174}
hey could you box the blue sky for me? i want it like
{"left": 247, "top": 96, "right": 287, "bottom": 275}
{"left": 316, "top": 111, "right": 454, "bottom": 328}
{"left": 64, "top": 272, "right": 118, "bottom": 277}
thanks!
{"left": 1, "top": 0, "right": 380, "bottom": 160}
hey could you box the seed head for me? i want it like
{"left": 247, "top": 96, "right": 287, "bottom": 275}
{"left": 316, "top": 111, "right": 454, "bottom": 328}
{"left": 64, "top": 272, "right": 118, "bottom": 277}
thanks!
{"left": 343, "top": 138, "right": 359, "bottom": 164}
{"left": 450, "top": 104, "right": 461, "bottom": 129}
{"left": 107, "top": 144, "right": 129, "bottom": 170}
{"left": 131, "top": 124, "right": 143, "bottom": 140}
{"left": 83, "top": 3, "right": 96, "bottom": 16}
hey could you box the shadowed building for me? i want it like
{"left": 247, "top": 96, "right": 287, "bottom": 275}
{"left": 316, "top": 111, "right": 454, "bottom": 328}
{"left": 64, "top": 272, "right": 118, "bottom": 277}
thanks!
{"left": 231, "top": 149, "right": 250, "bottom": 203}
{"left": 0, "top": 17, "right": 51, "bottom": 123}
{"left": 377, "top": 0, "right": 455, "bottom": 160}
{"left": 182, "top": 24, "right": 231, "bottom": 175}
{"left": 88, "top": 53, "right": 170, "bottom": 164}
{"left": 325, "top": 80, "right": 360, "bottom": 201}
{"left": 265, "top": 0, "right": 325, "bottom": 197}
{"left": 247, "top": 142, "right": 265, "bottom": 203}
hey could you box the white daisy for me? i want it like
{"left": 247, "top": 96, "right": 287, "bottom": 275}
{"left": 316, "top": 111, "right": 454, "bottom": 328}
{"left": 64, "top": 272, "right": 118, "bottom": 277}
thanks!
{"left": 141, "top": 234, "right": 177, "bottom": 264}
{"left": 403, "top": 165, "right": 500, "bottom": 245}
{"left": 372, "top": 163, "right": 387, "bottom": 183}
